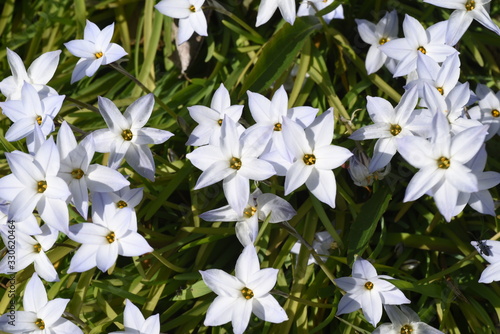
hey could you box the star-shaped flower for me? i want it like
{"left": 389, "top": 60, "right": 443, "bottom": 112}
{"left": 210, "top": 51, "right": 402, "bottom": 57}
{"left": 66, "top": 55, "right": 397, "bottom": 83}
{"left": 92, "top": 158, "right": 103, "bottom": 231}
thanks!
{"left": 186, "top": 84, "right": 244, "bottom": 147}
{"left": 155, "top": 0, "right": 208, "bottom": 45}
{"left": 109, "top": 299, "right": 160, "bottom": 334}
{"left": 0, "top": 138, "right": 71, "bottom": 233}
{"left": 0, "top": 48, "right": 60, "bottom": 101}
{"left": 335, "top": 257, "right": 411, "bottom": 327}
{"left": 297, "top": 0, "right": 344, "bottom": 24}
{"left": 380, "top": 15, "right": 457, "bottom": 77}
{"left": 424, "top": 0, "right": 500, "bottom": 46}
{"left": 64, "top": 20, "right": 127, "bottom": 83}
{"left": 57, "top": 121, "right": 130, "bottom": 219}
{"left": 468, "top": 84, "right": 500, "bottom": 140}
{"left": 256, "top": 0, "right": 296, "bottom": 27}
{"left": 471, "top": 240, "right": 500, "bottom": 283}
{"left": 355, "top": 10, "right": 399, "bottom": 74}
{"left": 373, "top": 305, "right": 444, "bottom": 334}
{"left": 92, "top": 94, "right": 174, "bottom": 181}
{"left": 200, "top": 245, "right": 288, "bottom": 334}
{"left": 0, "top": 273, "right": 83, "bottom": 333}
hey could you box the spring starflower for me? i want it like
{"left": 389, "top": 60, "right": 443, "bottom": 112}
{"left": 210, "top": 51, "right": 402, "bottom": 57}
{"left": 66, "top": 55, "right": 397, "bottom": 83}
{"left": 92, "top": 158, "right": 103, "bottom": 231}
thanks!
{"left": 200, "top": 245, "right": 288, "bottom": 334}
{"left": 0, "top": 273, "right": 83, "bottom": 333}
{"left": 155, "top": 0, "right": 208, "bottom": 45}
{"left": 0, "top": 48, "right": 60, "bottom": 101}
{"left": 92, "top": 94, "right": 174, "bottom": 181}
{"left": 468, "top": 84, "right": 500, "bottom": 140}
{"left": 256, "top": 0, "right": 296, "bottom": 27}
{"left": 65, "top": 20, "right": 127, "bottom": 83}
{"left": 373, "top": 305, "right": 444, "bottom": 334}
{"left": 471, "top": 240, "right": 500, "bottom": 283}
{"left": 297, "top": 0, "right": 344, "bottom": 24}
{"left": 335, "top": 258, "right": 411, "bottom": 327}
{"left": 109, "top": 299, "right": 160, "bottom": 334}
{"left": 424, "top": 0, "right": 500, "bottom": 46}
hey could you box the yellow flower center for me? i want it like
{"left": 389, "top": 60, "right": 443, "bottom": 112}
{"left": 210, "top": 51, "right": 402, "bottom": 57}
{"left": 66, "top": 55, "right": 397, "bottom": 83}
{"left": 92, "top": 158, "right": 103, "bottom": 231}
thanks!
{"left": 491, "top": 109, "right": 500, "bottom": 118}
{"left": 36, "top": 115, "right": 42, "bottom": 125}
{"left": 417, "top": 46, "right": 427, "bottom": 54}
{"left": 465, "top": 0, "right": 475, "bottom": 11}
{"left": 94, "top": 52, "right": 104, "bottom": 59}
{"left": 33, "top": 243, "right": 42, "bottom": 253}
{"left": 390, "top": 124, "right": 402, "bottom": 136}
{"left": 35, "top": 318, "right": 45, "bottom": 330}
{"left": 303, "top": 154, "right": 316, "bottom": 165}
{"left": 37, "top": 181, "right": 47, "bottom": 193}
{"left": 437, "top": 156, "right": 450, "bottom": 169}
{"left": 436, "top": 87, "right": 444, "bottom": 95}
{"left": 189, "top": 5, "right": 196, "bottom": 12}
{"left": 117, "top": 200, "right": 128, "bottom": 209}
{"left": 379, "top": 37, "right": 389, "bottom": 45}
{"left": 106, "top": 232, "right": 116, "bottom": 243}
{"left": 217, "top": 119, "right": 223, "bottom": 126}
{"left": 401, "top": 324, "right": 413, "bottom": 334}
{"left": 71, "top": 168, "right": 84, "bottom": 179}
{"left": 241, "top": 287, "right": 254, "bottom": 299}
{"left": 274, "top": 123, "right": 282, "bottom": 131}
{"left": 364, "top": 281, "right": 374, "bottom": 290}
{"left": 122, "top": 129, "right": 133, "bottom": 141}
{"left": 243, "top": 206, "right": 257, "bottom": 218}
{"left": 229, "top": 157, "right": 242, "bottom": 170}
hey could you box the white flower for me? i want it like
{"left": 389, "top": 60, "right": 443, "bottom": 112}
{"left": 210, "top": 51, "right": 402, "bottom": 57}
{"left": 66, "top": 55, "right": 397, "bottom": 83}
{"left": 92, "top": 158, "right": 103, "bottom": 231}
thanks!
{"left": 245, "top": 85, "right": 318, "bottom": 171}
{"left": 92, "top": 94, "right": 174, "bottom": 181}
{"left": 297, "top": 0, "right": 344, "bottom": 24}
{"left": 397, "top": 111, "right": 487, "bottom": 221}
{"left": 373, "top": 305, "right": 444, "bottom": 334}
{"left": 109, "top": 299, "right": 160, "bottom": 334}
{"left": 278, "top": 108, "right": 352, "bottom": 208}
{"left": 0, "top": 138, "right": 71, "bottom": 233}
{"left": 57, "top": 121, "right": 129, "bottom": 219}
{"left": 347, "top": 149, "right": 391, "bottom": 187}
{"left": 200, "top": 189, "right": 296, "bottom": 246}
{"left": 256, "top": 0, "right": 296, "bottom": 27}
{"left": 335, "top": 257, "right": 411, "bottom": 327}
{"left": 355, "top": 10, "right": 399, "bottom": 74}
{"left": 380, "top": 15, "right": 457, "bottom": 77}
{"left": 424, "top": 0, "right": 500, "bottom": 46}
{"left": 0, "top": 201, "right": 42, "bottom": 236}
{"left": 200, "top": 245, "right": 288, "bottom": 334}
{"left": 64, "top": 20, "right": 127, "bottom": 83}
{"left": 471, "top": 240, "right": 500, "bottom": 283}
{"left": 186, "top": 116, "right": 276, "bottom": 214}
{"left": 68, "top": 206, "right": 153, "bottom": 273}
{"left": 0, "top": 82, "right": 64, "bottom": 151}
{"left": 0, "top": 225, "right": 59, "bottom": 282}
{"left": 290, "top": 230, "right": 333, "bottom": 265}
{"left": 0, "top": 273, "right": 83, "bottom": 334}
{"left": 350, "top": 86, "right": 431, "bottom": 172}
{"left": 186, "top": 84, "right": 244, "bottom": 147}
{"left": 0, "top": 48, "right": 60, "bottom": 101}
{"left": 155, "top": 0, "right": 207, "bottom": 45}
{"left": 468, "top": 84, "right": 500, "bottom": 140}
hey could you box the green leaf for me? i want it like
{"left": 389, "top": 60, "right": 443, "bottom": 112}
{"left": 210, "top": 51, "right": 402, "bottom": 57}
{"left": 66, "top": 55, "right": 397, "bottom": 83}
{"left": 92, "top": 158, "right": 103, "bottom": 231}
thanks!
{"left": 347, "top": 185, "right": 392, "bottom": 264}
{"left": 240, "top": 16, "right": 321, "bottom": 94}
{"left": 172, "top": 280, "right": 212, "bottom": 300}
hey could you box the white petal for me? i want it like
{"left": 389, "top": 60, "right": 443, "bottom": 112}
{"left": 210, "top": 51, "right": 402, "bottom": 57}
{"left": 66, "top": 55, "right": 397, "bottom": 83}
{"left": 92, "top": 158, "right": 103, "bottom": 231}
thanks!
{"left": 305, "top": 168, "right": 337, "bottom": 208}
{"left": 28, "top": 50, "right": 61, "bottom": 85}
{"left": 284, "top": 162, "right": 312, "bottom": 195}
{"left": 96, "top": 243, "right": 118, "bottom": 271}
{"left": 252, "top": 294, "right": 288, "bottom": 323}
{"left": 23, "top": 273, "right": 48, "bottom": 313}
{"left": 235, "top": 245, "right": 260, "bottom": 283}
{"left": 200, "top": 269, "right": 243, "bottom": 297}
{"left": 223, "top": 173, "right": 249, "bottom": 215}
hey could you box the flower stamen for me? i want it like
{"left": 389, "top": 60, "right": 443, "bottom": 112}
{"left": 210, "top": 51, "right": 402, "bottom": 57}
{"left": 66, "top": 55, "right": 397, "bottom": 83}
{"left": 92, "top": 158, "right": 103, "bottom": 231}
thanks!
{"left": 35, "top": 318, "right": 45, "bottom": 330}
{"left": 389, "top": 124, "right": 402, "bottom": 136}
{"left": 303, "top": 154, "right": 316, "bottom": 165}
{"left": 401, "top": 324, "right": 413, "bottom": 334}
{"left": 106, "top": 232, "right": 116, "bottom": 243}
{"left": 230, "top": 157, "right": 242, "bottom": 170}
{"left": 491, "top": 109, "right": 499, "bottom": 118}
{"left": 364, "top": 281, "right": 374, "bottom": 290}
{"left": 379, "top": 37, "right": 388, "bottom": 45}
{"left": 217, "top": 119, "right": 223, "bottom": 126}
{"left": 241, "top": 287, "right": 254, "bottom": 299}
{"left": 465, "top": 0, "right": 475, "bottom": 11}
{"left": 36, "top": 116, "right": 42, "bottom": 125}
{"left": 122, "top": 129, "right": 133, "bottom": 141}
{"left": 436, "top": 87, "right": 444, "bottom": 95}
{"left": 189, "top": 5, "right": 196, "bottom": 12}
{"left": 417, "top": 46, "right": 426, "bottom": 54}
{"left": 34, "top": 244, "right": 42, "bottom": 253}
{"left": 243, "top": 206, "right": 257, "bottom": 218}
{"left": 94, "top": 52, "right": 104, "bottom": 59}
{"left": 37, "top": 181, "right": 47, "bottom": 193}
{"left": 274, "top": 123, "right": 282, "bottom": 131}
{"left": 437, "top": 156, "right": 450, "bottom": 169}
{"left": 71, "top": 168, "right": 85, "bottom": 179}
{"left": 117, "top": 200, "right": 128, "bottom": 209}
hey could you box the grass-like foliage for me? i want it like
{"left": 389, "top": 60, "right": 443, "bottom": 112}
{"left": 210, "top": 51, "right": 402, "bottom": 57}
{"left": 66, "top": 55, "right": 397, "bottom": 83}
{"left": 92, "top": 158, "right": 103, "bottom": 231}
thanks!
{"left": 0, "top": 0, "right": 499, "bottom": 333}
